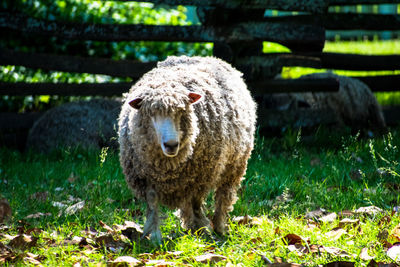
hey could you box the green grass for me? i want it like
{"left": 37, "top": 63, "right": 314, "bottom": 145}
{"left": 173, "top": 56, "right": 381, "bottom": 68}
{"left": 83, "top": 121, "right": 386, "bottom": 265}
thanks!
{"left": 1, "top": 127, "right": 400, "bottom": 265}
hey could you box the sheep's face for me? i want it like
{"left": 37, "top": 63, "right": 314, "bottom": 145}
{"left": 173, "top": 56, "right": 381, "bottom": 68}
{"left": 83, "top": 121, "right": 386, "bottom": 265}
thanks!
{"left": 129, "top": 92, "right": 202, "bottom": 158}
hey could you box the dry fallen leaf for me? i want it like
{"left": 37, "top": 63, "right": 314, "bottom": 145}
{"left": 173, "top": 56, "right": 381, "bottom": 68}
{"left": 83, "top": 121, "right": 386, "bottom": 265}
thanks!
{"left": 367, "top": 259, "right": 399, "bottom": 267}
{"left": 8, "top": 234, "right": 38, "bottom": 250}
{"left": 194, "top": 253, "right": 226, "bottom": 264}
{"left": 108, "top": 256, "right": 141, "bottom": 267}
{"left": 99, "top": 220, "right": 114, "bottom": 233}
{"left": 288, "top": 244, "right": 308, "bottom": 256}
{"left": 146, "top": 259, "right": 177, "bottom": 266}
{"left": 65, "top": 201, "right": 85, "bottom": 215}
{"left": 354, "top": 206, "right": 383, "bottom": 216}
{"left": 305, "top": 208, "right": 326, "bottom": 220}
{"left": 387, "top": 244, "right": 400, "bottom": 263}
{"left": 338, "top": 218, "right": 360, "bottom": 228}
{"left": 25, "top": 212, "right": 51, "bottom": 220}
{"left": 0, "top": 198, "right": 12, "bottom": 223}
{"left": 266, "top": 263, "right": 303, "bottom": 267}
{"left": 326, "top": 261, "right": 354, "bottom": 267}
{"left": 282, "top": 234, "right": 304, "bottom": 245}
{"left": 95, "top": 234, "right": 128, "bottom": 252}
{"left": 232, "top": 215, "right": 253, "bottom": 226}
{"left": 319, "top": 212, "right": 337, "bottom": 223}
{"left": 392, "top": 224, "right": 400, "bottom": 242}
{"left": 325, "top": 227, "right": 347, "bottom": 241}
{"left": 359, "top": 247, "right": 374, "bottom": 261}
{"left": 116, "top": 221, "right": 143, "bottom": 241}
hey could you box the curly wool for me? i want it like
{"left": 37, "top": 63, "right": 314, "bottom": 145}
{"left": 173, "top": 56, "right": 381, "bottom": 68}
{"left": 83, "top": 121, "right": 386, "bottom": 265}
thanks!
{"left": 27, "top": 99, "right": 121, "bottom": 153}
{"left": 118, "top": 56, "right": 257, "bottom": 233}
{"left": 295, "top": 72, "right": 387, "bottom": 131}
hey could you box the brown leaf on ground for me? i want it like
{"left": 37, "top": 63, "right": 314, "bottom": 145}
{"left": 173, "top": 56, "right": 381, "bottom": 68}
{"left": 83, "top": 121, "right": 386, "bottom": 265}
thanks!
{"left": 288, "top": 244, "right": 308, "bottom": 256}
{"left": 392, "top": 224, "right": 400, "bottom": 242}
{"left": 338, "top": 218, "right": 360, "bottom": 228}
{"left": 232, "top": 215, "right": 253, "bottom": 226}
{"left": 107, "top": 256, "right": 141, "bottom": 267}
{"left": 194, "top": 253, "right": 227, "bottom": 264}
{"left": 23, "top": 252, "right": 45, "bottom": 266}
{"left": 0, "top": 241, "right": 13, "bottom": 261}
{"left": 367, "top": 259, "right": 399, "bottom": 267}
{"left": 319, "top": 212, "right": 337, "bottom": 223}
{"left": 359, "top": 247, "right": 374, "bottom": 261}
{"left": 25, "top": 212, "right": 51, "bottom": 220}
{"left": 308, "top": 245, "right": 351, "bottom": 258}
{"left": 8, "top": 234, "right": 38, "bottom": 250}
{"left": 282, "top": 234, "right": 304, "bottom": 245}
{"left": 95, "top": 234, "right": 128, "bottom": 252}
{"left": 387, "top": 244, "right": 400, "bottom": 263}
{"left": 266, "top": 263, "right": 303, "bottom": 267}
{"left": 117, "top": 221, "right": 143, "bottom": 241}
{"left": 145, "top": 259, "right": 177, "bottom": 266}
{"left": 81, "top": 227, "right": 98, "bottom": 238}
{"left": 325, "top": 227, "right": 347, "bottom": 241}
{"left": 305, "top": 208, "right": 326, "bottom": 220}
{"left": 99, "top": 221, "right": 114, "bottom": 233}
{"left": 0, "top": 198, "right": 12, "bottom": 223}
{"left": 25, "top": 228, "right": 42, "bottom": 236}
{"left": 379, "top": 216, "right": 392, "bottom": 226}
{"left": 378, "top": 229, "right": 389, "bottom": 241}
{"left": 65, "top": 201, "right": 85, "bottom": 215}
{"left": 326, "top": 261, "right": 354, "bottom": 267}
{"left": 354, "top": 206, "right": 383, "bottom": 216}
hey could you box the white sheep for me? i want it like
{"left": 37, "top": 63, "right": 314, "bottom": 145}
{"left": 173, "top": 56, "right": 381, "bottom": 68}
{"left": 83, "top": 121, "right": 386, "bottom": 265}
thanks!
{"left": 118, "top": 56, "right": 257, "bottom": 243}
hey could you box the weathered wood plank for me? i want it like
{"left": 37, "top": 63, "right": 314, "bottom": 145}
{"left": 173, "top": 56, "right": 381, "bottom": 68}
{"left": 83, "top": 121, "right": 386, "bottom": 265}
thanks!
{"left": 355, "top": 75, "right": 400, "bottom": 92}
{"left": 267, "top": 14, "right": 400, "bottom": 31}
{"left": 249, "top": 78, "right": 340, "bottom": 94}
{"left": 0, "top": 82, "right": 132, "bottom": 96}
{"left": 0, "top": 12, "right": 325, "bottom": 51}
{"left": 318, "top": 53, "right": 400, "bottom": 70}
{"left": 329, "top": 0, "right": 400, "bottom": 5}
{"left": 100, "top": 0, "right": 329, "bottom": 13}
{"left": 0, "top": 48, "right": 156, "bottom": 78}
{"left": 0, "top": 75, "right": 398, "bottom": 97}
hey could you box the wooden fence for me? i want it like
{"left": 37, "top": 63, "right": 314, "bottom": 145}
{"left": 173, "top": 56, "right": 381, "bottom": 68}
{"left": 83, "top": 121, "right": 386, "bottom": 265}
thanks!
{"left": 0, "top": 0, "right": 400, "bottom": 135}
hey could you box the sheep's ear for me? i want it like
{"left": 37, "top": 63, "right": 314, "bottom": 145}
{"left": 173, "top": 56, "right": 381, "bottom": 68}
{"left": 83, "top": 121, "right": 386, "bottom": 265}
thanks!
{"left": 128, "top": 98, "right": 143, "bottom": 109}
{"left": 188, "top": 92, "right": 202, "bottom": 104}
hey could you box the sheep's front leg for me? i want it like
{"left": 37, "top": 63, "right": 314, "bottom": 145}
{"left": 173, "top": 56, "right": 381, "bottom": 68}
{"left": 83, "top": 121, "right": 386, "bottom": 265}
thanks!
{"left": 142, "top": 188, "right": 162, "bottom": 244}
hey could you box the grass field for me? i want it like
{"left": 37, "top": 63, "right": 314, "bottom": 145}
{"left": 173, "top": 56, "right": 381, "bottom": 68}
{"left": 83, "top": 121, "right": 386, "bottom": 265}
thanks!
{"left": 1, "top": 127, "right": 400, "bottom": 266}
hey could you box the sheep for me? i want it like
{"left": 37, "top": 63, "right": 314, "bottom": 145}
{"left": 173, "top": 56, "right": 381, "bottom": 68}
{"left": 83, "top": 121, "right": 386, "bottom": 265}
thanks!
{"left": 27, "top": 98, "right": 121, "bottom": 153}
{"left": 118, "top": 56, "right": 257, "bottom": 243}
{"left": 259, "top": 73, "right": 386, "bottom": 134}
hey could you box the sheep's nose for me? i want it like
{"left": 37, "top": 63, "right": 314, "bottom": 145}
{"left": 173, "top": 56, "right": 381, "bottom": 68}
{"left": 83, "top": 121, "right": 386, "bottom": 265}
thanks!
{"left": 163, "top": 140, "right": 179, "bottom": 152}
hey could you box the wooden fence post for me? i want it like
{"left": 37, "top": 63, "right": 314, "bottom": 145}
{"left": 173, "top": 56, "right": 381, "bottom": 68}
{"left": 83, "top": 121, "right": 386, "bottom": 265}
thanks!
{"left": 196, "top": 7, "right": 269, "bottom": 80}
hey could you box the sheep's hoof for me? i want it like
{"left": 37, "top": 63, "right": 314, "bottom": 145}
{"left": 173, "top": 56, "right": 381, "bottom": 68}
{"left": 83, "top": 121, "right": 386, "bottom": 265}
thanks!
{"left": 142, "top": 230, "right": 162, "bottom": 246}
{"left": 212, "top": 224, "right": 227, "bottom": 236}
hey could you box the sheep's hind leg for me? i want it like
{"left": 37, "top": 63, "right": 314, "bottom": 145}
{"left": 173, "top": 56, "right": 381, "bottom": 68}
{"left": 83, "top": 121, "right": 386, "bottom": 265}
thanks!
{"left": 142, "top": 188, "right": 162, "bottom": 245}
{"left": 192, "top": 197, "right": 211, "bottom": 233}
{"left": 179, "top": 195, "right": 210, "bottom": 234}
{"left": 212, "top": 161, "right": 247, "bottom": 235}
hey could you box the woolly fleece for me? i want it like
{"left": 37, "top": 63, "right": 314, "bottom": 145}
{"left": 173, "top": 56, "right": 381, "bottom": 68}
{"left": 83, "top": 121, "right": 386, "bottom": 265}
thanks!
{"left": 27, "top": 99, "right": 120, "bottom": 153}
{"left": 118, "top": 56, "right": 257, "bottom": 237}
